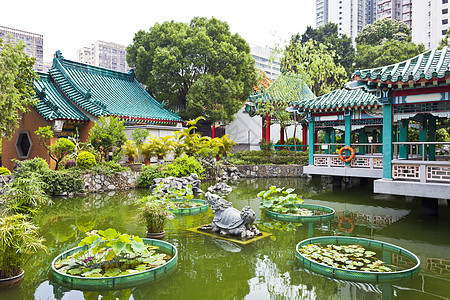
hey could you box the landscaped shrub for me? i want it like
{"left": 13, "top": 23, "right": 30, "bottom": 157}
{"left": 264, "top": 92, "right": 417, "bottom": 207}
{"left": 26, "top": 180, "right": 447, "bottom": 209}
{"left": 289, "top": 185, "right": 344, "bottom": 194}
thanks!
{"left": 227, "top": 150, "right": 307, "bottom": 165}
{"left": 40, "top": 169, "right": 84, "bottom": 196}
{"left": 164, "top": 154, "right": 204, "bottom": 178}
{"left": 0, "top": 167, "right": 11, "bottom": 175}
{"left": 137, "top": 165, "right": 165, "bottom": 188}
{"left": 12, "top": 158, "right": 50, "bottom": 178}
{"left": 77, "top": 151, "right": 97, "bottom": 169}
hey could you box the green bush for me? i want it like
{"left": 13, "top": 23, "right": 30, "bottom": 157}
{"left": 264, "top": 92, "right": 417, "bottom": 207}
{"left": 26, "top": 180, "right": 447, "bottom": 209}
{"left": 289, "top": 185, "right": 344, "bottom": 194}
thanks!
{"left": 137, "top": 165, "right": 165, "bottom": 188}
{"left": 40, "top": 169, "right": 84, "bottom": 196}
{"left": 0, "top": 167, "right": 11, "bottom": 175}
{"left": 12, "top": 157, "right": 50, "bottom": 178}
{"left": 77, "top": 151, "right": 97, "bottom": 169}
{"left": 164, "top": 154, "right": 204, "bottom": 178}
{"left": 227, "top": 150, "right": 307, "bottom": 165}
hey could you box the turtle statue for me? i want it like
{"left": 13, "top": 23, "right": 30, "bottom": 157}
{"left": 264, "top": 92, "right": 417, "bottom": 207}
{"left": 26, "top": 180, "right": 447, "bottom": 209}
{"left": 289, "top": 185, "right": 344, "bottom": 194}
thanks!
{"left": 201, "top": 192, "right": 260, "bottom": 239}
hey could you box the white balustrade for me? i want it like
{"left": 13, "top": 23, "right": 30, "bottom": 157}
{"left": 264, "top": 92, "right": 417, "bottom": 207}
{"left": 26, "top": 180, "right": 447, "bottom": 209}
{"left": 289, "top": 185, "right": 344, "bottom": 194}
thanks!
{"left": 313, "top": 154, "right": 382, "bottom": 169}
{"left": 392, "top": 160, "right": 450, "bottom": 183}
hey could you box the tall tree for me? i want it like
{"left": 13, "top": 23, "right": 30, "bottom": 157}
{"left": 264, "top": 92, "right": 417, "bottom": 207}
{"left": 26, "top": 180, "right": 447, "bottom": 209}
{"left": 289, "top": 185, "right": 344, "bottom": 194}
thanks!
{"left": 0, "top": 39, "right": 38, "bottom": 139}
{"left": 355, "top": 18, "right": 424, "bottom": 69}
{"left": 355, "top": 40, "right": 425, "bottom": 69}
{"left": 298, "top": 23, "right": 355, "bottom": 75}
{"left": 282, "top": 40, "right": 347, "bottom": 97}
{"left": 126, "top": 17, "right": 257, "bottom": 124}
{"left": 355, "top": 18, "right": 412, "bottom": 46}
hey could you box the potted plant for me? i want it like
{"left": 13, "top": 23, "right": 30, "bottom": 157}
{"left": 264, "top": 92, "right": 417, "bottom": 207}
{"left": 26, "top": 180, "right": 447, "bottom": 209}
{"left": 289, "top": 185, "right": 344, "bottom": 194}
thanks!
{"left": 138, "top": 197, "right": 173, "bottom": 239}
{"left": 123, "top": 140, "right": 141, "bottom": 171}
{"left": 141, "top": 141, "right": 154, "bottom": 166}
{"left": 0, "top": 214, "right": 47, "bottom": 287}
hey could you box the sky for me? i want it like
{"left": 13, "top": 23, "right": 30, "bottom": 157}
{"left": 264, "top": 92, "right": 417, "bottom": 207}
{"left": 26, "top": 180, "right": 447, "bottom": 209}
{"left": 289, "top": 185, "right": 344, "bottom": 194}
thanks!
{"left": 2, "top": 0, "right": 316, "bottom": 63}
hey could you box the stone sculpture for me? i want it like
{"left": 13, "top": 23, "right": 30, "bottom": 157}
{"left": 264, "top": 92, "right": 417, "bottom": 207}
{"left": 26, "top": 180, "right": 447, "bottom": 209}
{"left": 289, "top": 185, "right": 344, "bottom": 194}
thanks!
{"left": 201, "top": 192, "right": 260, "bottom": 239}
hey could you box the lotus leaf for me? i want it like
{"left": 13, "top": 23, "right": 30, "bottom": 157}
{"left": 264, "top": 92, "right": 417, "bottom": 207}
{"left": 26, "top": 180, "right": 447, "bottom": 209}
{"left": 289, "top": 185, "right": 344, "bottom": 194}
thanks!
{"left": 298, "top": 243, "right": 393, "bottom": 273}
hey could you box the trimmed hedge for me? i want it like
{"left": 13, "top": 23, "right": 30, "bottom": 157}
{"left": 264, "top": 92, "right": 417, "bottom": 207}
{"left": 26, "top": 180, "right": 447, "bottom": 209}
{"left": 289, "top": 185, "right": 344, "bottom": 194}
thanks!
{"left": 227, "top": 150, "right": 308, "bottom": 165}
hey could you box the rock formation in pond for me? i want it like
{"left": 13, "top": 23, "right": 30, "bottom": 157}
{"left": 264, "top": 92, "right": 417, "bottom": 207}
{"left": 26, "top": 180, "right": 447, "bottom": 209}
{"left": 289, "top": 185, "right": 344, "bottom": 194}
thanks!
{"left": 201, "top": 192, "right": 259, "bottom": 238}
{"left": 207, "top": 182, "right": 232, "bottom": 194}
{"left": 150, "top": 173, "right": 203, "bottom": 194}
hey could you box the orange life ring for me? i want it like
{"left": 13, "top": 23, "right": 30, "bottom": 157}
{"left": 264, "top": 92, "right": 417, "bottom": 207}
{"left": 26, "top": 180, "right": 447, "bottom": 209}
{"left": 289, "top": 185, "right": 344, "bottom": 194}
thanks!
{"left": 338, "top": 217, "right": 354, "bottom": 233}
{"left": 338, "top": 146, "right": 355, "bottom": 162}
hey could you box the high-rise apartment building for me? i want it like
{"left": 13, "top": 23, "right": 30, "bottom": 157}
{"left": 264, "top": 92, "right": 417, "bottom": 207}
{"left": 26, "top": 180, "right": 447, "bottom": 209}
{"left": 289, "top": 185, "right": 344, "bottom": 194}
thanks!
{"left": 316, "top": 0, "right": 449, "bottom": 49}
{"left": 250, "top": 44, "right": 281, "bottom": 80}
{"left": 412, "top": 0, "right": 449, "bottom": 49}
{"left": 316, "top": 0, "right": 375, "bottom": 40}
{"left": 77, "top": 41, "right": 129, "bottom": 73}
{"left": 0, "top": 25, "right": 45, "bottom": 72}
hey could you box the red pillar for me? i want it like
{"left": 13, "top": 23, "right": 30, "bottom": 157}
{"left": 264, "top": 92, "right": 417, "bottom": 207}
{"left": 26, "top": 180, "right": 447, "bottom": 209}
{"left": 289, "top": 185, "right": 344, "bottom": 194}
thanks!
{"left": 314, "top": 130, "right": 318, "bottom": 152}
{"left": 211, "top": 125, "right": 215, "bottom": 138}
{"left": 265, "top": 114, "right": 271, "bottom": 142}
{"left": 302, "top": 124, "right": 308, "bottom": 146}
{"left": 261, "top": 116, "right": 266, "bottom": 141}
{"left": 280, "top": 127, "right": 285, "bottom": 144}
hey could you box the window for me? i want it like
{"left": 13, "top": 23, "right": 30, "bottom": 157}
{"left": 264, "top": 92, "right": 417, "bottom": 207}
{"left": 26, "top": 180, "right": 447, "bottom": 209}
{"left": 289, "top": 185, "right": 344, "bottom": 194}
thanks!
{"left": 15, "top": 131, "right": 33, "bottom": 159}
{"left": 443, "top": 19, "right": 448, "bottom": 25}
{"left": 443, "top": 29, "right": 448, "bottom": 35}
{"left": 444, "top": 0, "right": 448, "bottom": 4}
{"left": 443, "top": 8, "right": 448, "bottom": 14}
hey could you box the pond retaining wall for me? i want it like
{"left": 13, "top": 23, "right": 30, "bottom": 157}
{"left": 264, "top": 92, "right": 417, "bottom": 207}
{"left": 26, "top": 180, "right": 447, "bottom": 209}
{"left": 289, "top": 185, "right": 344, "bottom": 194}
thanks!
{"left": 81, "top": 171, "right": 139, "bottom": 193}
{"left": 235, "top": 165, "right": 305, "bottom": 178}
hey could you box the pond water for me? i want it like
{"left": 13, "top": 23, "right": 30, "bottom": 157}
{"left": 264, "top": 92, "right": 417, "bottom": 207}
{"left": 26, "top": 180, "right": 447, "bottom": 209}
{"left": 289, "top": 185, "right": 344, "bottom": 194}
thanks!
{"left": 1, "top": 177, "right": 449, "bottom": 300}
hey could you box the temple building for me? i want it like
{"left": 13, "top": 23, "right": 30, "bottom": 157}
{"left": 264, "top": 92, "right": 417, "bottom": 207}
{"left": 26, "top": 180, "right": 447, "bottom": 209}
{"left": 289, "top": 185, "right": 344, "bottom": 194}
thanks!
{"left": 1, "top": 51, "right": 183, "bottom": 170}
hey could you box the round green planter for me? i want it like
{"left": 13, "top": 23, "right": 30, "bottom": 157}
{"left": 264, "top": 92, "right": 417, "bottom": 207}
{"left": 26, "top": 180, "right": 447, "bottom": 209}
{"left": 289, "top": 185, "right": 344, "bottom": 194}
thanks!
{"left": 296, "top": 236, "right": 420, "bottom": 283}
{"left": 266, "top": 203, "right": 335, "bottom": 223}
{"left": 0, "top": 270, "right": 24, "bottom": 288}
{"left": 171, "top": 199, "right": 209, "bottom": 216}
{"left": 51, "top": 238, "right": 177, "bottom": 290}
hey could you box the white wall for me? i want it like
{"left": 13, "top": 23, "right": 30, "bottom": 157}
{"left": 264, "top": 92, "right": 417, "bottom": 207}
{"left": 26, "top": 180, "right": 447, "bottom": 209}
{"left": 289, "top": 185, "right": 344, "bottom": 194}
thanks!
{"left": 226, "top": 107, "right": 305, "bottom": 151}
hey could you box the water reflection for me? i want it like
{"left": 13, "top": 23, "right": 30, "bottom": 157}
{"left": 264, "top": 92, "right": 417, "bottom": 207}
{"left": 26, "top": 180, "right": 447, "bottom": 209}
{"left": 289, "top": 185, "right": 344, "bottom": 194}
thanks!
{"left": 0, "top": 178, "right": 449, "bottom": 300}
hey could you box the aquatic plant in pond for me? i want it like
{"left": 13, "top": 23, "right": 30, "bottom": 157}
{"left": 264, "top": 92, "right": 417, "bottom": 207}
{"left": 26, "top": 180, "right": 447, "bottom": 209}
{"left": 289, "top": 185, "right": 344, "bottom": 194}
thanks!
{"left": 258, "top": 186, "right": 309, "bottom": 215}
{"left": 53, "top": 229, "right": 172, "bottom": 277}
{"left": 298, "top": 244, "right": 393, "bottom": 272}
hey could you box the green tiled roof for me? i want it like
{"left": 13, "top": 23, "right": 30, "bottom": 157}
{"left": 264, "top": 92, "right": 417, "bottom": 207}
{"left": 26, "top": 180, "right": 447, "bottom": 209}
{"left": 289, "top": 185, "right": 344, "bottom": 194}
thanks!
{"left": 248, "top": 72, "right": 315, "bottom": 104}
{"left": 48, "top": 52, "right": 182, "bottom": 124}
{"left": 292, "top": 88, "right": 378, "bottom": 112}
{"left": 34, "top": 73, "right": 89, "bottom": 121}
{"left": 353, "top": 47, "right": 450, "bottom": 84}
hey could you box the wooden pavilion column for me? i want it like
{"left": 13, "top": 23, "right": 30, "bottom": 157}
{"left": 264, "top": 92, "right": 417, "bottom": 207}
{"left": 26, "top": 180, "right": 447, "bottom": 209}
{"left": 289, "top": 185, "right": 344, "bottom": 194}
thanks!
{"left": 308, "top": 115, "right": 315, "bottom": 165}
{"left": 344, "top": 112, "right": 351, "bottom": 166}
{"left": 382, "top": 102, "right": 393, "bottom": 179}
{"left": 399, "top": 119, "right": 409, "bottom": 159}
{"left": 324, "top": 128, "right": 330, "bottom": 154}
{"left": 428, "top": 115, "right": 436, "bottom": 161}
{"left": 358, "top": 128, "right": 367, "bottom": 155}
{"left": 419, "top": 115, "right": 427, "bottom": 156}
{"left": 330, "top": 128, "right": 336, "bottom": 153}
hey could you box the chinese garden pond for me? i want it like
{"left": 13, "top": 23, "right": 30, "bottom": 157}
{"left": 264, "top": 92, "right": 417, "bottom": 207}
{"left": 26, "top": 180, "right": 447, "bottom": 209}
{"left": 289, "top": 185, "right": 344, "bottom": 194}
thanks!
{"left": 1, "top": 177, "right": 449, "bottom": 300}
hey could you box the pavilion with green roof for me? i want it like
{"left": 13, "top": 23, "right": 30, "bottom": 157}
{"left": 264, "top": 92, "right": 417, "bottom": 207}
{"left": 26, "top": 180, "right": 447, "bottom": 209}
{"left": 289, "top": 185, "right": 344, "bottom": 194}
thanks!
{"left": 291, "top": 88, "right": 383, "bottom": 179}
{"left": 293, "top": 47, "right": 450, "bottom": 201}
{"left": 350, "top": 47, "right": 450, "bottom": 200}
{"left": 244, "top": 72, "right": 315, "bottom": 144}
{"left": 2, "top": 51, "right": 183, "bottom": 170}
